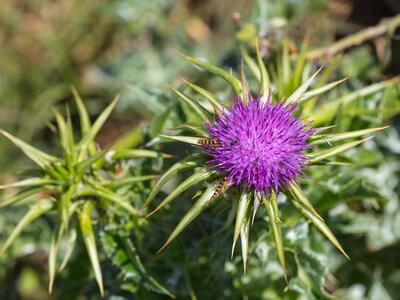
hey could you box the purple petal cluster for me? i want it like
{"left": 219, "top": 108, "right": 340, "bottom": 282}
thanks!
{"left": 205, "top": 96, "right": 314, "bottom": 193}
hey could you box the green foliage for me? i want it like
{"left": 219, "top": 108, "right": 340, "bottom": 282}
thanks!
{"left": 1, "top": 1, "right": 400, "bottom": 299}
{"left": 0, "top": 91, "right": 170, "bottom": 296}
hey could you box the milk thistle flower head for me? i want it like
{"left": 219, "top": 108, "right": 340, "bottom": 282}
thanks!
{"left": 205, "top": 95, "right": 314, "bottom": 193}
{"left": 146, "top": 43, "right": 388, "bottom": 277}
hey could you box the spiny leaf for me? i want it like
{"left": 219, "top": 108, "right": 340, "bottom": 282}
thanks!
{"left": 92, "top": 185, "right": 138, "bottom": 216}
{"left": 232, "top": 191, "right": 251, "bottom": 258}
{"left": 71, "top": 86, "right": 91, "bottom": 134}
{"left": 180, "top": 53, "right": 242, "bottom": 95}
{"left": 290, "top": 196, "right": 349, "bottom": 260}
{"left": 174, "top": 123, "right": 208, "bottom": 136}
{"left": 111, "top": 149, "right": 171, "bottom": 160}
{"left": 147, "top": 168, "right": 213, "bottom": 218}
{"left": 50, "top": 202, "right": 80, "bottom": 286}
{"left": 59, "top": 227, "right": 77, "bottom": 271}
{"left": 48, "top": 224, "right": 64, "bottom": 293}
{"left": 240, "top": 207, "right": 251, "bottom": 273}
{"left": 308, "top": 137, "right": 373, "bottom": 163}
{"left": 240, "top": 64, "right": 250, "bottom": 105}
{"left": 310, "top": 126, "right": 388, "bottom": 145}
{"left": 0, "top": 199, "right": 53, "bottom": 256}
{"left": 0, "top": 129, "right": 56, "bottom": 169}
{"left": 311, "top": 125, "right": 336, "bottom": 136}
{"left": 52, "top": 108, "right": 70, "bottom": 154}
{"left": 0, "top": 187, "right": 43, "bottom": 208}
{"left": 172, "top": 87, "right": 211, "bottom": 120}
{"left": 0, "top": 178, "right": 58, "bottom": 190}
{"left": 241, "top": 46, "right": 260, "bottom": 82}
{"left": 79, "top": 201, "right": 104, "bottom": 296}
{"left": 75, "top": 149, "right": 106, "bottom": 178}
{"left": 182, "top": 78, "right": 224, "bottom": 110}
{"left": 252, "top": 192, "right": 261, "bottom": 225}
{"left": 78, "top": 95, "right": 118, "bottom": 150}
{"left": 60, "top": 184, "right": 77, "bottom": 231}
{"left": 289, "top": 182, "right": 320, "bottom": 217}
{"left": 157, "top": 183, "right": 218, "bottom": 253}
{"left": 263, "top": 193, "right": 287, "bottom": 282}
{"left": 65, "top": 106, "right": 76, "bottom": 159}
{"left": 104, "top": 175, "right": 157, "bottom": 189}
{"left": 292, "top": 41, "right": 308, "bottom": 91}
{"left": 299, "top": 78, "right": 348, "bottom": 103}
{"left": 286, "top": 66, "right": 323, "bottom": 105}
{"left": 281, "top": 39, "right": 290, "bottom": 87}
{"left": 159, "top": 135, "right": 201, "bottom": 145}
{"left": 256, "top": 40, "right": 270, "bottom": 104}
{"left": 144, "top": 159, "right": 199, "bottom": 206}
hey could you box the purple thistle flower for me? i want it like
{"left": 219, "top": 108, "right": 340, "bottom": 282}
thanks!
{"left": 204, "top": 95, "right": 314, "bottom": 193}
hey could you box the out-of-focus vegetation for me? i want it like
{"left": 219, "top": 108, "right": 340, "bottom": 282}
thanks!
{"left": 0, "top": 0, "right": 400, "bottom": 299}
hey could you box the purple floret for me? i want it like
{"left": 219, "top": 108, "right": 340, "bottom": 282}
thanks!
{"left": 205, "top": 95, "right": 314, "bottom": 193}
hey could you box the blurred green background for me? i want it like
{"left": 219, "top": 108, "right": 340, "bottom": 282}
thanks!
{"left": 1, "top": 0, "right": 400, "bottom": 299}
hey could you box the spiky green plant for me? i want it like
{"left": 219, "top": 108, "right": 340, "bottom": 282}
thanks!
{"left": 0, "top": 89, "right": 171, "bottom": 296}
{"left": 146, "top": 42, "right": 391, "bottom": 279}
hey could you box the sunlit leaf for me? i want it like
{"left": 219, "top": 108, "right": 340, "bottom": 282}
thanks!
{"left": 174, "top": 123, "right": 208, "bottom": 136}
{"left": 75, "top": 149, "right": 106, "bottom": 177}
{"left": 263, "top": 193, "right": 287, "bottom": 281}
{"left": 310, "top": 126, "right": 388, "bottom": 145}
{"left": 60, "top": 184, "right": 77, "bottom": 231}
{"left": 286, "top": 66, "right": 323, "bottom": 105}
{"left": 78, "top": 95, "right": 118, "bottom": 151}
{"left": 144, "top": 159, "right": 199, "bottom": 206}
{"left": 289, "top": 182, "right": 320, "bottom": 217}
{"left": 0, "top": 178, "right": 58, "bottom": 190}
{"left": 240, "top": 207, "right": 251, "bottom": 272}
{"left": 112, "top": 149, "right": 171, "bottom": 160}
{"left": 90, "top": 184, "right": 138, "bottom": 216}
{"left": 147, "top": 168, "right": 213, "bottom": 218}
{"left": 289, "top": 193, "right": 349, "bottom": 259}
{"left": 240, "top": 64, "right": 250, "bottom": 105}
{"left": 0, "top": 199, "right": 53, "bottom": 256}
{"left": 59, "top": 227, "right": 77, "bottom": 272}
{"left": 79, "top": 201, "right": 104, "bottom": 296}
{"left": 48, "top": 224, "right": 64, "bottom": 293}
{"left": 232, "top": 191, "right": 251, "bottom": 258}
{"left": 157, "top": 183, "right": 218, "bottom": 253}
{"left": 183, "top": 78, "right": 224, "bottom": 110}
{"left": 0, "top": 187, "right": 43, "bottom": 208}
{"left": 53, "top": 108, "right": 70, "bottom": 154}
{"left": 256, "top": 40, "right": 270, "bottom": 104}
{"left": 0, "top": 129, "right": 56, "bottom": 169}
{"left": 308, "top": 137, "right": 373, "bottom": 163}
{"left": 172, "top": 87, "right": 211, "bottom": 120}
{"left": 241, "top": 46, "right": 260, "bottom": 82}
{"left": 71, "top": 86, "right": 91, "bottom": 134}
{"left": 299, "top": 78, "right": 347, "bottom": 103}
{"left": 159, "top": 135, "right": 201, "bottom": 145}
{"left": 104, "top": 175, "right": 157, "bottom": 189}
{"left": 181, "top": 54, "right": 242, "bottom": 95}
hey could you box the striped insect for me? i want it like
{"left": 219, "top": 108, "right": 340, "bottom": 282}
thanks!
{"left": 210, "top": 177, "right": 230, "bottom": 202}
{"left": 197, "top": 138, "right": 220, "bottom": 147}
